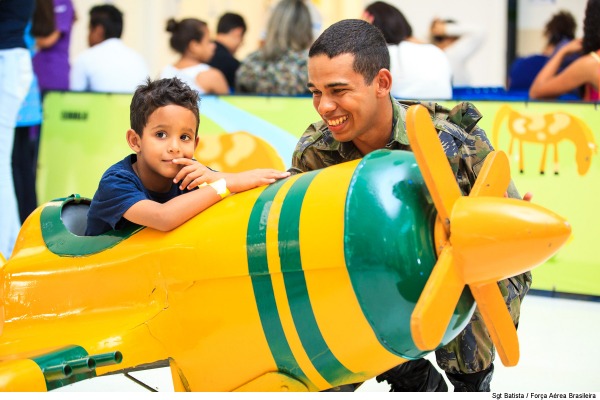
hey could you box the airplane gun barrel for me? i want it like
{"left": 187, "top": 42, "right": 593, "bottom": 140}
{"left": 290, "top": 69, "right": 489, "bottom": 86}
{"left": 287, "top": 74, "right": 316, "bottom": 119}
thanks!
{"left": 89, "top": 351, "right": 123, "bottom": 367}
{"left": 42, "top": 363, "right": 72, "bottom": 381}
{"left": 66, "top": 357, "right": 96, "bottom": 374}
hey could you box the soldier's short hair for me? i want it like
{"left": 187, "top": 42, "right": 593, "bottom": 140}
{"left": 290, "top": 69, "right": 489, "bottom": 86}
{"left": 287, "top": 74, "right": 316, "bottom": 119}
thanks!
{"left": 308, "top": 19, "right": 390, "bottom": 85}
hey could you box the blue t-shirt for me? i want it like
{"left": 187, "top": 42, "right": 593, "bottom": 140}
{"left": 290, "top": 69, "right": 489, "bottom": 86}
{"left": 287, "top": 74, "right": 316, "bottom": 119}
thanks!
{"left": 85, "top": 154, "right": 189, "bottom": 236}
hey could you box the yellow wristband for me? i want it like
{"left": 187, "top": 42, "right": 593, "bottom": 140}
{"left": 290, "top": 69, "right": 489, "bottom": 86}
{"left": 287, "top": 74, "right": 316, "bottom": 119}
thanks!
{"left": 207, "top": 178, "right": 230, "bottom": 199}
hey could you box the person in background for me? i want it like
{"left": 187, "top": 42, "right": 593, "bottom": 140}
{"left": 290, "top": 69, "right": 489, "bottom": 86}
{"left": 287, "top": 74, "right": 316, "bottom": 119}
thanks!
{"left": 12, "top": 0, "right": 75, "bottom": 225}
{"left": 161, "top": 18, "right": 229, "bottom": 95}
{"left": 32, "top": 0, "right": 75, "bottom": 93}
{"left": 236, "top": 0, "right": 313, "bottom": 96}
{"left": 208, "top": 12, "right": 247, "bottom": 92}
{"left": 257, "top": 0, "right": 322, "bottom": 49}
{"left": 70, "top": 3, "right": 149, "bottom": 93}
{"left": 530, "top": 0, "right": 600, "bottom": 101}
{"left": 508, "top": 10, "right": 577, "bottom": 94}
{"left": 430, "top": 18, "right": 485, "bottom": 87}
{"left": 363, "top": 1, "right": 452, "bottom": 100}
{"left": 0, "top": 0, "right": 36, "bottom": 258}
{"left": 13, "top": 22, "right": 43, "bottom": 224}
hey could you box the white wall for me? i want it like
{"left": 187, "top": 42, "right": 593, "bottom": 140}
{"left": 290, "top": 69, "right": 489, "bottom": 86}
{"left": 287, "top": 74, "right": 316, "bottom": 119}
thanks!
{"left": 379, "top": 0, "right": 508, "bottom": 87}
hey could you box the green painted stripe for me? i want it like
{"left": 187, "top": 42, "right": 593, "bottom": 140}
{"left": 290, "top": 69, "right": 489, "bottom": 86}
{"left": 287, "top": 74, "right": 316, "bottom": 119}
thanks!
{"left": 278, "top": 173, "right": 354, "bottom": 385}
{"left": 246, "top": 179, "right": 308, "bottom": 382}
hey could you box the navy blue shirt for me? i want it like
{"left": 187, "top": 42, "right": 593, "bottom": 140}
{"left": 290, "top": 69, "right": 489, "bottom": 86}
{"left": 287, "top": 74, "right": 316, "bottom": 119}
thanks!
{"left": 208, "top": 41, "right": 240, "bottom": 91}
{"left": 85, "top": 154, "right": 189, "bottom": 236}
{"left": 0, "top": 0, "right": 35, "bottom": 50}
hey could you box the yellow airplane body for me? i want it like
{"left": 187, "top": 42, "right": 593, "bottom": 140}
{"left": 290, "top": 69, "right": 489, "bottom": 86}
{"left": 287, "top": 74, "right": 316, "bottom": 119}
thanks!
{"left": 0, "top": 106, "right": 571, "bottom": 392}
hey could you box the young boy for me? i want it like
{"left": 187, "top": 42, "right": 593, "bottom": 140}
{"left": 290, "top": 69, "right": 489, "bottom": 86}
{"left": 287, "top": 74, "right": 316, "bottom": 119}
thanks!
{"left": 85, "top": 77, "right": 290, "bottom": 236}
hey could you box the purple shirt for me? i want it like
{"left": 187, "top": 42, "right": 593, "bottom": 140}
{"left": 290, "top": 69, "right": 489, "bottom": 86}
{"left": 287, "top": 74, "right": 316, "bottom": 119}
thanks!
{"left": 32, "top": 0, "right": 74, "bottom": 91}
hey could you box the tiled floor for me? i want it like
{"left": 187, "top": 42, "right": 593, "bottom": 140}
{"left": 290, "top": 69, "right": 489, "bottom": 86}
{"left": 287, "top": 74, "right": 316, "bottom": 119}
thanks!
{"left": 56, "top": 294, "right": 600, "bottom": 393}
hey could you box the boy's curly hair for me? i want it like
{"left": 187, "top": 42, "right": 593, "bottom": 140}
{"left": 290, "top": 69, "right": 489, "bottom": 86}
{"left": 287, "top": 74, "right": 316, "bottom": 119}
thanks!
{"left": 130, "top": 77, "right": 200, "bottom": 136}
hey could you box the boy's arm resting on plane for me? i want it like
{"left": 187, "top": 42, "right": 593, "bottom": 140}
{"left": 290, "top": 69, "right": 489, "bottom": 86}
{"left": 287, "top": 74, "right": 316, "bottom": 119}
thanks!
{"left": 217, "top": 169, "right": 291, "bottom": 193}
{"left": 123, "top": 185, "right": 223, "bottom": 232}
{"left": 124, "top": 168, "right": 290, "bottom": 232}
{"left": 172, "top": 158, "right": 290, "bottom": 193}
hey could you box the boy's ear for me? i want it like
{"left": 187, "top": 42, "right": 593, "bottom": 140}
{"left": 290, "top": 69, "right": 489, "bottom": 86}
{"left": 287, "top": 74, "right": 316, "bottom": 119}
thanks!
{"left": 126, "top": 129, "right": 141, "bottom": 152}
{"left": 194, "top": 135, "right": 200, "bottom": 149}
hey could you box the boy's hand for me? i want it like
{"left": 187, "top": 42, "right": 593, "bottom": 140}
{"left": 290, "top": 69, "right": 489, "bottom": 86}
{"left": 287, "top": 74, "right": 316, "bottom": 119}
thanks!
{"left": 226, "top": 169, "right": 291, "bottom": 193}
{"left": 172, "top": 158, "right": 217, "bottom": 190}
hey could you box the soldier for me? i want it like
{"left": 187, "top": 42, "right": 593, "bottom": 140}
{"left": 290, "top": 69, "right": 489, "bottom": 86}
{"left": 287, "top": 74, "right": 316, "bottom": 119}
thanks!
{"left": 288, "top": 18, "right": 532, "bottom": 392}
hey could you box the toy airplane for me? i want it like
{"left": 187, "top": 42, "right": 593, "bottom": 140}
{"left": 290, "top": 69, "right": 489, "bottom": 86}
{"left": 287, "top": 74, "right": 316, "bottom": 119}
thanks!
{"left": 0, "top": 105, "right": 571, "bottom": 392}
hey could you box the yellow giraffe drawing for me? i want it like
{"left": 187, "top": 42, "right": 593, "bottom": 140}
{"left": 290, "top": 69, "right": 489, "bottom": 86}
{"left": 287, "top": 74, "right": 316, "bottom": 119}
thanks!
{"left": 492, "top": 105, "right": 598, "bottom": 176}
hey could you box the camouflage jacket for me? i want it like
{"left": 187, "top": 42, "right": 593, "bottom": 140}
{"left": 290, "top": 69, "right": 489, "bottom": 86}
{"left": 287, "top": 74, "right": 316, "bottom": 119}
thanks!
{"left": 290, "top": 96, "right": 520, "bottom": 198}
{"left": 235, "top": 49, "right": 310, "bottom": 96}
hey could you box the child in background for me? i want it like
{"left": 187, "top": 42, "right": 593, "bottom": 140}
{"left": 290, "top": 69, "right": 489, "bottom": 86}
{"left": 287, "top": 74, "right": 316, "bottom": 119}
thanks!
{"left": 85, "top": 77, "right": 289, "bottom": 236}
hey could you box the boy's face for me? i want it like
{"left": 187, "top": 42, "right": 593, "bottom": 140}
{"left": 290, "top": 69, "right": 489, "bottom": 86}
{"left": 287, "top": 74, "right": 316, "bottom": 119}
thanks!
{"left": 127, "top": 104, "right": 199, "bottom": 190}
{"left": 307, "top": 53, "right": 391, "bottom": 146}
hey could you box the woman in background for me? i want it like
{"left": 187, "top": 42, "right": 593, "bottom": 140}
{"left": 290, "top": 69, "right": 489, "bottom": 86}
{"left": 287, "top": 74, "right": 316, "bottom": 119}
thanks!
{"left": 508, "top": 10, "right": 577, "bottom": 93}
{"left": 236, "top": 0, "right": 313, "bottom": 96}
{"left": 363, "top": 1, "right": 452, "bottom": 100}
{"left": 32, "top": 0, "right": 75, "bottom": 93}
{"left": 530, "top": 0, "right": 600, "bottom": 101}
{"left": 0, "top": 0, "right": 36, "bottom": 258}
{"left": 161, "top": 18, "right": 229, "bottom": 95}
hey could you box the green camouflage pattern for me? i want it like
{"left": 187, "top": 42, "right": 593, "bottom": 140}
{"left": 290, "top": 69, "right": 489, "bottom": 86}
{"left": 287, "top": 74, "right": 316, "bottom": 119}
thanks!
{"left": 290, "top": 96, "right": 531, "bottom": 374}
{"left": 236, "top": 49, "right": 310, "bottom": 95}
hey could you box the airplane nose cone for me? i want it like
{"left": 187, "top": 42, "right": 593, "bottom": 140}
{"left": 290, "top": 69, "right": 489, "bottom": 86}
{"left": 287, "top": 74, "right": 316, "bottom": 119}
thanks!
{"left": 450, "top": 196, "right": 572, "bottom": 284}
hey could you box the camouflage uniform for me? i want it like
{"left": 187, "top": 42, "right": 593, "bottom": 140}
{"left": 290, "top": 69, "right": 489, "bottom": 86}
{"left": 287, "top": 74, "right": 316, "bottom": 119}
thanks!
{"left": 290, "top": 96, "right": 532, "bottom": 390}
{"left": 235, "top": 49, "right": 310, "bottom": 96}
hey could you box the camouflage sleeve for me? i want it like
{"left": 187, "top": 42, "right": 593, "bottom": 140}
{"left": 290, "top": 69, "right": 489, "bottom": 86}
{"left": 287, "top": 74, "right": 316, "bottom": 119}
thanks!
{"left": 506, "top": 180, "right": 521, "bottom": 199}
{"left": 289, "top": 123, "right": 325, "bottom": 175}
{"left": 439, "top": 102, "right": 520, "bottom": 197}
{"left": 447, "top": 101, "right": 483, "bottom": 134}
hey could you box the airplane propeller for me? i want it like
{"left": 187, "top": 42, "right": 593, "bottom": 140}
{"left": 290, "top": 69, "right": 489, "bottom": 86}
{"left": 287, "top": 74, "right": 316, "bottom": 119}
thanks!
{"left": 406, "top": 105, "right": 571, "bottom": 367}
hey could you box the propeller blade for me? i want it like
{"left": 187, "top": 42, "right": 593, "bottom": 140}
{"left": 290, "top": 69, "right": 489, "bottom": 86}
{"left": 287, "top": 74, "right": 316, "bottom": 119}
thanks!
{"left": 469, "top": 150, "right": 511, "bottom": 197}
{"left": 470, "top": 283, "right": 520, "bottom": 366}
{"left": 405, "top": 105, "right": 462, "bottom": 236}
{"left": 410, "top": 246, "right": 463, "bottom": 351}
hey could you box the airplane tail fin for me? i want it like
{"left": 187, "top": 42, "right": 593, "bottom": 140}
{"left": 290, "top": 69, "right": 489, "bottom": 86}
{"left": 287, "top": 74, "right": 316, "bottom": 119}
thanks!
{"left": 406, "top": 105, "right": 571, "bottom": 367}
